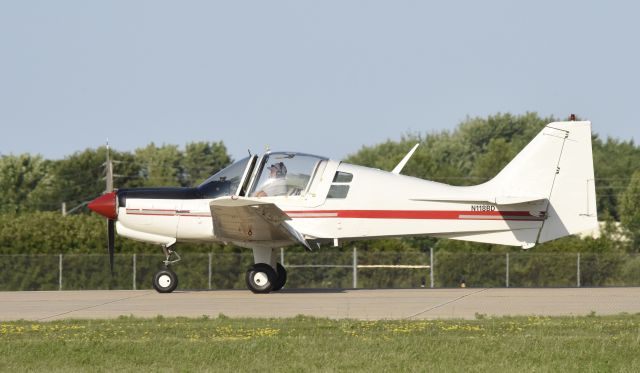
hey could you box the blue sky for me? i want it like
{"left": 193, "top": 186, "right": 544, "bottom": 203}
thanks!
{"left": 1, "top": 1, "right": 638, "bottom": 162}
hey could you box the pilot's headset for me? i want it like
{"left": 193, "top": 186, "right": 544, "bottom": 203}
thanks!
{"left": 270, "top": 162, "right": 287, "bottom": 178}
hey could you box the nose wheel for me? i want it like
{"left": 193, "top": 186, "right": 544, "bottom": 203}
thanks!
{"left": 245, "top": 263, "right": 287, "bottom": 293}
{"left": 153, "top": 268, "right": 178, "bottom": 293}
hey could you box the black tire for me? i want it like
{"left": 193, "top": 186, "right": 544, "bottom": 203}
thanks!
{"left": 272, "top": 263, "right": 287, "bottom": 292}
{"left": 245, "top": 263, "right": 277, "bottom": 294}
{"left": 153, "top": 268, "right": 178, "bottom": 293}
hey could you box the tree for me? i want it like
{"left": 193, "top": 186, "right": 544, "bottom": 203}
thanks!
{"left": 620, "top": 170, "right": 640, "bottom": 250}
{"left": 134, "top": 143, "right": 183, "bottom": 187}
{"left": 0, "top": 154, "right": 50, "bottom": 213}
{"left": 33, "top": 147, "right": 145, "bottom": 212}
{"left": 592, "top": 137, "right": 640, "bottom": 220}
{"left": 470, "top": 137, "right": 519, "bottom": 181}
{"left": 181, "top": 141, "right": 231, "bottom": 186}
{"left": 346, "top": 112, "right": 552, "bottom": 185}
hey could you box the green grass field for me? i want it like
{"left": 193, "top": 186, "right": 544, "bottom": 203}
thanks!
{"left": 1, "top": 314, "right": 640, "bottom": 372}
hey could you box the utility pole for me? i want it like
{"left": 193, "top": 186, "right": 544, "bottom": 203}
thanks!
{"left": 105, "top": 142, "right": 114, "bottom": 193}
{"left": 102, "top": 141, "right": 122, "bottom": 193}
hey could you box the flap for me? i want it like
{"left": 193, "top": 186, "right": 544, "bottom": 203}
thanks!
{"left": 209, "top": 197, "right": 310, "bottom": 248}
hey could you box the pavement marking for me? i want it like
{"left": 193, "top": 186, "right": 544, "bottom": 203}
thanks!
{"left": 405, "top": 288, "right": 490, "bottom": 319}
{"left": 36, "top": 291, "right": 155, "bottom": 321}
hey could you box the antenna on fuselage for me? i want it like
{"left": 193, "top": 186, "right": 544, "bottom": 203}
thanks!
{"left": 391, "top": 143, "right": 420, "bottom": 175}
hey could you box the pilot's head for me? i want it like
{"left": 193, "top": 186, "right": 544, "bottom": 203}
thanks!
{"left": 268, "top": 162, "right": 287, "bottom": 178}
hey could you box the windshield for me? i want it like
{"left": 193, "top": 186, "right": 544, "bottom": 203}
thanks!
{"left": 249, "top": 152, "right": 326, "bottom": 197}
{"left": 198, "top": 156, "right": 251, "bottom": 198}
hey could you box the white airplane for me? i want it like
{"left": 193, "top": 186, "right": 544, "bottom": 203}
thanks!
{"left": 88, "top": 119, "right": 597, "bottom": 293}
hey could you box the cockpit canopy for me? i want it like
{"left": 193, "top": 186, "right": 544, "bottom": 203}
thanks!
{"left": 198, "top": 152, "right": 327, "bottom": 199}
{"left": 198, "top": 156, "right": 254, "bottom": 198}
{"left": 249, "top": 152, "right": 327, "bottom": 197}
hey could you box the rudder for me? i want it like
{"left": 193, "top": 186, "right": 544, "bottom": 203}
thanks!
{"left": 537, "top": 121, "right": 598, "bottom": 242}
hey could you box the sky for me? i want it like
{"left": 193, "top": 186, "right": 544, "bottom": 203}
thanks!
{"left": 1, "top": 1, "right": 639, "bottom": 162}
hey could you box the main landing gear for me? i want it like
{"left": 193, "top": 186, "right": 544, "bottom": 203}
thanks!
{"left": 152, "top": 245, "right": 181, "bottom": 293}
{"left": 246, "top": 262, "right": 287, "bottom": 294}
{"left": 245, "top": 248, "right": 287, "bottom": 294}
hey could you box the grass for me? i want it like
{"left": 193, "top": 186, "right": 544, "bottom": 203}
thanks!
{"left": 1, "top": 314, "right": 640, "bottom": 372}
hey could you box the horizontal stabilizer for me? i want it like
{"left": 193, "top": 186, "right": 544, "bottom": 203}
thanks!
{"left": 412, "top": 195, "right": 546, "bottom": 205}
{"left": 432, "top": 229, "right": 539, "bottom": 248}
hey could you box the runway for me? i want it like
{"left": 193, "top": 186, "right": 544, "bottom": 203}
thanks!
{"left": 1, "top": 288, "right": 639, "bottom": 321}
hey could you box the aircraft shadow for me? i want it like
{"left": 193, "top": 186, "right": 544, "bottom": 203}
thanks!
{"left": 171, "top": 288, "right": 348, "bottom": 294}
{"left": 277, "top": 288, "right": 347, "bottom": 294}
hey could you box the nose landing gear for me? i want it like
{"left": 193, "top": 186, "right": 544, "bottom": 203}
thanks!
{"left": 152, "top": 245, "right": 181, "bottom": 293}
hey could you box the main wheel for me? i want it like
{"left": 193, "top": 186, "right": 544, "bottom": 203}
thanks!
{"left": 272, "top": 263, "right": 287, "bottom": 292}
{"left": 245, "top": 263, "right": 277, "bottom": 294}
{"left": 153, "top": 268, "right": 178, "bottom": 293}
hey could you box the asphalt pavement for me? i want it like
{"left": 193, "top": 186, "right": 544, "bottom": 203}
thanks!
{"left": 1, "top": 287, "right": 639, "bottom": 321}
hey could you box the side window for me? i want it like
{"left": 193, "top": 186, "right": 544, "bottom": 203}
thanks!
{"left": 327, "top": 171, "right": 352, "bottom": 199}
{"left": 327, "top": 185, "right": 349, "bottom": 198}
{"left": 333, "top": 171, "right": 353, "bottom": 183}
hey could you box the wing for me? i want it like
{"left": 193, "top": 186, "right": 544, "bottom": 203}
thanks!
{"left": 209, "top": 198, "right": 311, "bottom": 249}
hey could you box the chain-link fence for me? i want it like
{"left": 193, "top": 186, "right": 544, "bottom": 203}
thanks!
{"left": 2, "top": 249, "right": 640, "bottom": 291}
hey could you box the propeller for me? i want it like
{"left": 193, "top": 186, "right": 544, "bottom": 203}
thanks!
{"left": 108, "top": 219, "right": 115, "bottom": 275}
{"left": 87, "top": 141, "right": 118, "bottom": 276}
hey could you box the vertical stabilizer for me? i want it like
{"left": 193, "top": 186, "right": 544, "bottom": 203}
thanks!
{"left": 483, "top": 120, "right": 598, "bottom": 243}
{"left": 537, "top": 121, "right": 598, "bottom": 242}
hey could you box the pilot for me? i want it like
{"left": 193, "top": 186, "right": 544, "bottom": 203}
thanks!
{"left": 255, "top": 162, "right": 288, "bottom": 197}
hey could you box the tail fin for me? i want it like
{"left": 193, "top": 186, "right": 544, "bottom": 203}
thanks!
{"left": 485, "top": 120, "right": 598, "bottom": 242}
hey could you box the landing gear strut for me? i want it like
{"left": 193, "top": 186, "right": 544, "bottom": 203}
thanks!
{"left": 162, "top": 245, "right": 181, "bottom": 266}
{"left": 152, "top": 245, "right": 181, "bottom": 293}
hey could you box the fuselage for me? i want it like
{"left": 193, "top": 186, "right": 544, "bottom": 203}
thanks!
{"left": 111, "top": 153, "right": 547, "bottom": 249}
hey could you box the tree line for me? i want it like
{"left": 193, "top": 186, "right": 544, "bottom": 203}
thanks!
{"left": 0, "top": 141, "right": 230, "bottom": 213}
{"left": 1, "top": 113, "right": 639, "bottom": 255}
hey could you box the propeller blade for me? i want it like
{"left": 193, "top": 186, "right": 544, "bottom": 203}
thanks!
{"left": 108, "top": 219, "right": 115, "bottom": 275}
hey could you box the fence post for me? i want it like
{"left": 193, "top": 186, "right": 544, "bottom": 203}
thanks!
{"left": 577, "top": 252, "right": 581, "bottom": 288}
{"left": 132, "top": 254, "right": 137, "bottom": 290}
{"left": 352, "top": 247, "right": 358, "bottom": 289}
{"left": 208, "top": 252, "right": 212, "bottom": 290}
{"left": 506, "top": 252, "right": 510, "bottom": 288}
{"left": 59, "top": 254, "right": 63, "bottom": 291}
{"left": 430, "top": 247, "right": 434, "bottom": 288}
